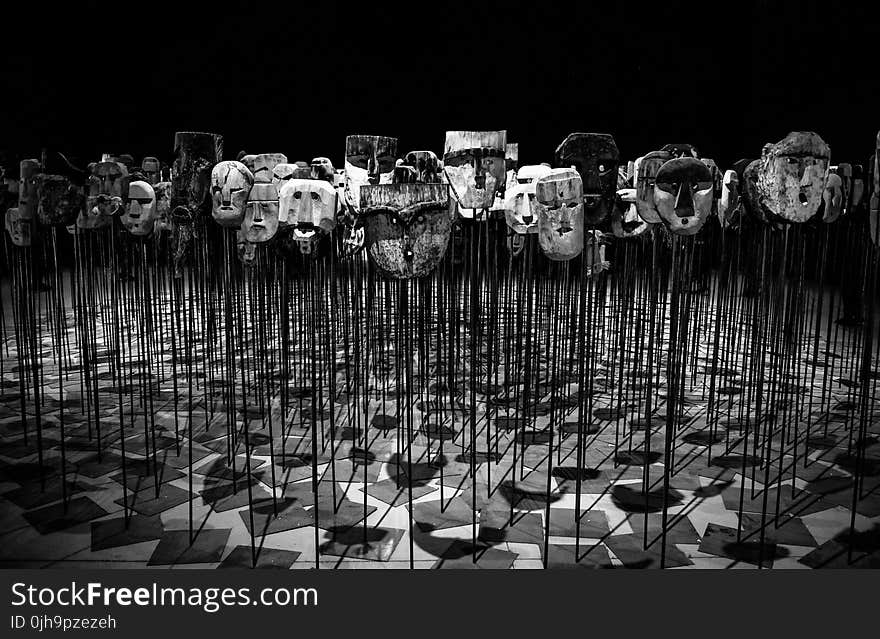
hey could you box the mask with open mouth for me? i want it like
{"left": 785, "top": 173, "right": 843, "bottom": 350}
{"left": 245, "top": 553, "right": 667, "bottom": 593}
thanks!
{"left": 37, "top": 174, "right": 81, "bottom": 226}
{"left": 536, "top": 168, "right": 584, "bottom": 261}
{"left": 443, "top": 130, "right": 507, "bottom": 215}
{"left": 121, "top": 180, "right": 157, "bottom": 236}
{"left": 504, "top": 164, "right": 553, "bottom": 235}
{"left": 211, "top": 161, "right": 254, "bottom": 228}
{"left": 402, "top": 150, "right": 442, "bottom": 183}
{"left": 554, "top": 133, "right": 619, "bottom": 227}
{"left": 171, "top": 131, "right": 223, "bottom": 221}
{"left": 5, "top": 207, "right": 30, "bottom": 247}
{"left": 278, "top": 179, "right": 337, "bottom": 255}
{"left": 344, "top": 135, "right": 397, "bottom": 209}
{"left": 635, "top": 151, "right": 670, "bottom": 224}
{"left": 242, "top": 182, "right": 279, "bottom": 243}
{"left": 750, "top": 131, "right": 830, "bottom": 225}
{"left": 611, "top": 188, "right": 649, "bottom": 238}
{"left": 653, "top": 157, "right": 714, "bottom": 236}
{"left": 360, "top": 183, "right": 454, "bottom": 279}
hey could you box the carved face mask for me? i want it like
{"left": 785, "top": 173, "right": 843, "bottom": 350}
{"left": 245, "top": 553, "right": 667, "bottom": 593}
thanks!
{"left": 82, "top": 160, "right": 128, "bottom": 227}
{"left": 536, "top": 168, "right": 584, "bottom": 261}
{"left": 211, "top": 161, "right": 254, "bottom": 228}
{"left": 443, "top": 130, "right": 507, "bottom": 214}
{"left": 718, "top": 170, "right": 741, "bottom": 230}
{"left": 121, "top": 180, "right": 157, "bottom": 236}
{"left": 871, "top": 134, "right": 880, "bottom": 246}
{"left": 141, "top": 156, "right": 162, "bottom": 184}
{"left": 611, "top": 188, "right": 649, "bottom": 238}
{"left": 821, "top": 173, "right": 844, "bottom": 223}
{"left": 344, "top": 135, "right": 397, "bottom": 208}
{"left": 402, "top": 150, "right": 442, "bottom": 183}
{"left": 242, "top": 182, "right": 279, "bottom": 243}
{"left": 18, "top": 159, "right": 41, "bottom": 220}
{"left": 504, "top": 164, "right": 553, "bottom": 235}
{"left": 310, "top": 157, "right": 335, "bottom": 183}
{"left": 5, "top": 208, "right": 30, "bottom": 246}
{"left": 278, "top": 179, "right": 337, "bottom": 254}
{"left": 653, "top": 157, "right": 714, "bottom": 235}
{"left": 361, "top": 183, "right": 453, "bottom": 279}
{"left": 753, "top": 131, "right": 830, "bottom": 224}
{"left": 251, "top": 153, "right": 287, "bottom": 184}
{"left": 236, "top": 228, "right": 256, "bottom": 266}
{"left": 171, "top": 131, "right": 223, "bottom": 219}
{"left": 153, "top": 182, "right": 173, "bottom": 234}
{"left": 554, "top": 133, "right": 619, "bottom": 227}
{"left": 635, "top": 151, "right": 670, "bottom": 224}
{"left": 37, "top": 175, "right": 80, "bottom": 226}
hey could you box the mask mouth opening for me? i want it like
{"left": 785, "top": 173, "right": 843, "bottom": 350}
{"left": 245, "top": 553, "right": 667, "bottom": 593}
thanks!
{"left": 556, "top": 225, "right": 573, "bottom": 236}
{"left": 798, "top": 191, "right": 809, "bottom": 205}
{"left": 622, "top": 220, "right": 643, "bottom": 233}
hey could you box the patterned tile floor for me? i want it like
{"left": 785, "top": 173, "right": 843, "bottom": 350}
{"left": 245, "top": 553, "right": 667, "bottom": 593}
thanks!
{"left": 0, "top": 270, "right": 878, "bottom": 569}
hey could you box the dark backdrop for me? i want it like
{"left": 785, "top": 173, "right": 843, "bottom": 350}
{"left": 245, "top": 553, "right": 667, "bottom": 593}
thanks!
{"left": 3, "top": 0, "right": 878, "bottom": 174}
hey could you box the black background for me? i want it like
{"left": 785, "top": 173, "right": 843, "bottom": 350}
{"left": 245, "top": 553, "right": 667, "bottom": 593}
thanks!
{"left": 3, "top": 0, "right": 878, "bottom": 174}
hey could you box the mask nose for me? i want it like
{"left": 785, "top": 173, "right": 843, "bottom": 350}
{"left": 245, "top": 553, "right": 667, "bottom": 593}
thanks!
{"left": 674, "top": 182, "right": 695, "bottom": 217}
{"left": 252, "top": 203, "right": 264, "bottom": 223}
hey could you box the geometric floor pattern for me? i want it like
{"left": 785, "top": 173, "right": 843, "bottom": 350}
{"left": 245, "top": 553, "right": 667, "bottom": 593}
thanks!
{"left": 1, "top": 254, "right": 879, "bottom": 569}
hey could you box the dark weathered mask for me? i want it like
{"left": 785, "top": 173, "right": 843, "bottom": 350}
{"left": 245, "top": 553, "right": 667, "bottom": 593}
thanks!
{"left": 554, "top": 133, "right": 619, "bottom": 227}
{"left": 360, "top": 183, "right": 454, "bottom": 279}
{"left": 653, "top": 157, "right": 714, "bottom": 235}
{"left": 38, "top": 174, "right": 81, "bottom": 226}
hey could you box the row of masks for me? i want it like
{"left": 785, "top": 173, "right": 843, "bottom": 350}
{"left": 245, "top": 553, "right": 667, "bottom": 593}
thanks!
{"left": 6, "top": 130, "right": 874, "bottom": 279}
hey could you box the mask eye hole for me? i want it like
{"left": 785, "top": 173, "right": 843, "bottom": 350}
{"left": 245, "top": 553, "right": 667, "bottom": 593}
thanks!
{"left": 294, "top": 192, "right": 302, "bottom": 199}
{"left": 212, "top": 186, "right": 221, "bottom": 194}
{"left": 566, "top": 202, "right": 577, "bottom": 208}
{"left": 416, "top": 214, "right": 425, "bottom": 224}
{"left": 310, "top": 192, "right": 320, "bottom": 201}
